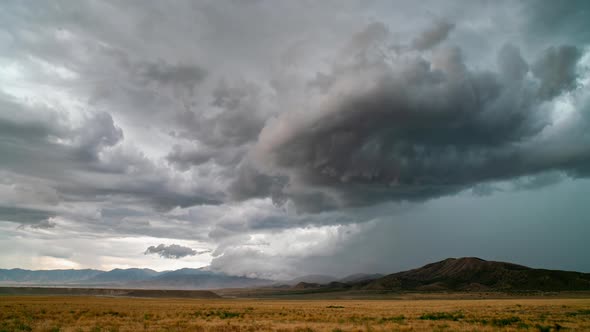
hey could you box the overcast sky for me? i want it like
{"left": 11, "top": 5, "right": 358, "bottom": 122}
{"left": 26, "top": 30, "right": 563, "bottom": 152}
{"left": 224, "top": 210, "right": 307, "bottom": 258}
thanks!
{"left": 1, "top": 0, "right": 589, "bottom": 279}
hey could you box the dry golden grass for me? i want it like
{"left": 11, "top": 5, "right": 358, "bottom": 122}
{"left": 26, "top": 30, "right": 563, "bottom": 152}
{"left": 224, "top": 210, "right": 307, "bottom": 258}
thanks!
{"left": 1, "top": 296, "right": 589, "bottom": 331}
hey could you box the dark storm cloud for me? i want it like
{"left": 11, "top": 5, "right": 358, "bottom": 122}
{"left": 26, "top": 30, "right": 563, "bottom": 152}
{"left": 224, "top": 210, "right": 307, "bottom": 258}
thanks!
{"left": 412, "top": 20, "right": 455, "bottom": 51}
{"left": 145, "top": 243, "right": 210, "bottom": 259}
{"left": 0, "top": 95, "right": 221, "bottom": 217}
{"left": 166, "top": 144, "right": 244, "bottom": 171}
{"left": 73, "top": 112, "right": 124, "bottom": 162}
{"left": 345, "top": 21, "right": 389, "bottom": 55}
{"left": 166, "top": 145, "right": 216, "bottom": 170}
{"left": 0, "top": 93, "right": 68, "bottom": 143}
{"left": 532, "top": 45, "right": 582, "bottom": 99}
{"left": 0, "top": 95, "right": 124, "bottom": 183}
{"left": 136, "top": 62, "right": 207, "bottom": 89}
{"left": 172, "top": 80, "right": 268, "bottom": 151}
{"left": 497, "top": 43, "right": 529, "bottom": 81}
{"left": 228, "top": 163, "right": 281, "bottom": 201}
{"left": 2, "top": 1, "right": 589, "bottom": 218}
{"left": 512, "top": 172, "right": 568, "bottom": 191}
{"left": 55, "top": 172, "right": 224, "bottom": 212}
{"left": 163, "top": 80, "right": 270, "bottom": 174}
{"left": 246, "top": 35, "right": 588, "bottom": 211}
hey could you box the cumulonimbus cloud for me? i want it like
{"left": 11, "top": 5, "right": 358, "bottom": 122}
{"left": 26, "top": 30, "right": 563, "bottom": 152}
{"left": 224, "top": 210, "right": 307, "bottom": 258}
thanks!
{"left": 231, "top": 22, "right": 588, "bottom": 212}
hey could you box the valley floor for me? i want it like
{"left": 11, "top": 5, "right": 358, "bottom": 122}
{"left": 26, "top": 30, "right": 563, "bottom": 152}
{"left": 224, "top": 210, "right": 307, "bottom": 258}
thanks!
{"left": 1, "top": 296, "right": 589, "bottom": 331}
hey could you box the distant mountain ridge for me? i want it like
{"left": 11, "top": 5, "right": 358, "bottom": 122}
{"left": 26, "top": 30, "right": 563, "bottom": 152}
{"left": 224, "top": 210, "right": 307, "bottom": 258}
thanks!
{"left": 0, "top": 268, "right": 103, "bottom": 283}
{"left": 0, "top": 267, "right": 383, "bottom": 290}
{"left": 0, "top": 267, "right": 270, "bottom": 290}
{"left": 86, "top": 268, "right": 161, "bottom": 283}
{"left": 4, "top": 257, "right": 589, "bottom": 292}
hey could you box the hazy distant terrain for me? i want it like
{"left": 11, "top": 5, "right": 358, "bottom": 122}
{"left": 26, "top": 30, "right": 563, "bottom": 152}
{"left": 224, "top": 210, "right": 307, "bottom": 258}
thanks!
{"left": 0, "top": 267, "right": 271, "bottom": 290}
{"left": 3, "top": 257, "right": 589, "bottom": 295}
{"left": 0, "top": 267, "right": 382, "bottom": 290}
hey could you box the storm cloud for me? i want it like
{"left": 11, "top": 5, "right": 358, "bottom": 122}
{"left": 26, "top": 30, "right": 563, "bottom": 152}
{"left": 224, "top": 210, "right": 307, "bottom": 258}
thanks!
{"left": 0, "top": 0, "right": 589, "bottom": 277}
{"left": 244, "top": 40, "right": 588, "bottom": 211}
{"left": 412, "top": 20, "right": 455, "bottom": 51}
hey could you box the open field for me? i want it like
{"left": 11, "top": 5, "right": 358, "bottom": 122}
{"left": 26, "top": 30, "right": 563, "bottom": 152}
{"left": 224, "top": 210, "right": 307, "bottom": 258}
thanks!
{"left": 1, "top": 296, "right": 590, "bottom": 332}
{"left": 0, "top": 288, "right": 219, "bottom": 299}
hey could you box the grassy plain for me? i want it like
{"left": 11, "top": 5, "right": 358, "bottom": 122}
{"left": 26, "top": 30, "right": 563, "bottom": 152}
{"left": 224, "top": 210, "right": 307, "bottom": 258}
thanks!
{"left": 1, "top": 296, "right": 590, "bottom": 332}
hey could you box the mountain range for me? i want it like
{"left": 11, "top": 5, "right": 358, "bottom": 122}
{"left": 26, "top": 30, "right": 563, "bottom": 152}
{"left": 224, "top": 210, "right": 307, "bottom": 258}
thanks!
{"left": 2, "top": 257, "right": 589, "bottom": 292}
{"left": 0, "top": 266, "right": 382, "bottom": 290}
{"left": 0, "top": 267, "right": 270, "bottom": 290}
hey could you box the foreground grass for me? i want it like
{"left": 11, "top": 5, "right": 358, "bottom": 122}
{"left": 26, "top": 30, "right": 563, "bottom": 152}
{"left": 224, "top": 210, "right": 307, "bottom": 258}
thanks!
{"left": 1, "top": 296, "right": 589, "bottom": 331}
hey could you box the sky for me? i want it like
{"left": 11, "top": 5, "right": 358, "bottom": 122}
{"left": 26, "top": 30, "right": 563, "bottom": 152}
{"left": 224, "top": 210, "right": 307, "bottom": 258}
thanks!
{"left": 0, "top": 0, "right": 589, "bottom": 279}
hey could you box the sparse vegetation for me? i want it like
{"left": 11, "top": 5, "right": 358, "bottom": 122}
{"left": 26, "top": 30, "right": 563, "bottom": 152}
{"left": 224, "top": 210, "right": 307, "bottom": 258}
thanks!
{"left": 0, "top": 296, "right": 588, "bottom": 331}
{"left": 419, "top": 311, "right": 464, "bottom": 321}
{"left": 191, "top": 310, "right": 243, "bottom": 319}
{"left": 566, "top": 308, "right": 590, "bottom": 316}
{"left": 378, "top": 315, "right": 405, "bottom": 323}
{"left": 490, "top": 316, "right": 521, "bottom": 326}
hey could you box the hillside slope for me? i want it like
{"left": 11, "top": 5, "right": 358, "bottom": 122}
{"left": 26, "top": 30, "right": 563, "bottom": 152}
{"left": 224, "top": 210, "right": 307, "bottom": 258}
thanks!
{"left": 362, "top": 257, "right": 590, "bottom": 291}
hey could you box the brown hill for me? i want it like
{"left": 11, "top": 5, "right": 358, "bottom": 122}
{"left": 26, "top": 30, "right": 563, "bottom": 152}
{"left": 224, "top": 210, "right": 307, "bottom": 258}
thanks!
{"left": 362, "top": 257, "right": 590, "bottom": 292}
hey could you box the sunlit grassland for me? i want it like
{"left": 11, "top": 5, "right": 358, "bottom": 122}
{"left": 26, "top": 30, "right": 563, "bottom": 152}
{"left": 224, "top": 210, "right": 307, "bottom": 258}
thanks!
{"left": 1, "top": 296, "right": 589, "bottom": 331}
